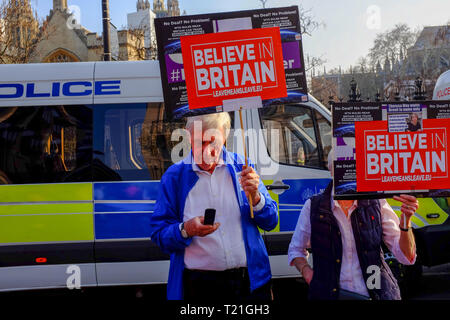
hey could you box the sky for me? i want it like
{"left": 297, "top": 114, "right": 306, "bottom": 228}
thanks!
{"left": 31, "top": 0, "right": 450, "bottom": 71}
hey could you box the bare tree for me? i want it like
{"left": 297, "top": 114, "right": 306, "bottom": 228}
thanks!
{"left": 311, "top": 76, "right": 338, "bottom": 109}
{"left": 343, "top": 23, "right": 450, "bottom": 101}
{"left": 297, "top": 5, "right": 327, "bottom": 73}
{"left": 368, "top": 23, "right": 420, "bottom": 68}
{"left": 298, "top": 4, "right": 325, "bottom": 37}
{"left": 0, "top": 0, "right": 46, "bottom": 64}
{"left": 256, "top": 1, "right": 325, "bottom": 36}
{"left": 370, "top": 22, "right": 448, "bottom": 99}
{"left": 121, "top": 22, "right": 158, "bottom": 61}
{"left": 306, "top": 54, "right": 327, "bottom": 73}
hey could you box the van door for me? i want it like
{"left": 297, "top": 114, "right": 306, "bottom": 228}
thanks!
{"left": 93, "top": 102, "right": 186, "bottom": 285}
{"left": 0, "top": 104, "right": 96, "bottom": 291}
{"left": 247, "top": 102, "right": 332, "bottom": 277}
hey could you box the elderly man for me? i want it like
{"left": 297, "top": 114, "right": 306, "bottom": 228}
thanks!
{"left": 288, "top": 152, "right": 417, "bottom": 300}
{"left": 149, "top": 112, "right": 278, "bottom": 301}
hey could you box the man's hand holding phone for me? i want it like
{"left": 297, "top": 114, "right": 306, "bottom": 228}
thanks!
{"left": 184, "top": 209, "right": 219, "bottom": 237}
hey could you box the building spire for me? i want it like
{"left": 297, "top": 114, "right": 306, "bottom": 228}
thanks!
{"left": 153, "top": 0, "right": 165, "bottom": 12}
{"left": 53, "top": 0, "right": 67, "bottom": 11}
{"left": 167, "top": 0, "right": 180, "bottom": 16}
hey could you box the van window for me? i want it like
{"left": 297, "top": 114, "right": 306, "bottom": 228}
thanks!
{"left": 225, "top": 111, "right": 235, "bottom": 153}
{"left": 93, "top": 103, "right": 186, "bottom": 181}
{"left": 0, "top": 105, "right": 92, "bottom": 184}
{"left": 259, "top": 105, "right": 322, "bottom": 168}
{"left": 315, "top": 110, "right": 332, "bottom": 168}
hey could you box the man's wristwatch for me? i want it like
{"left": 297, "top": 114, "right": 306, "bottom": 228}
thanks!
{"left": 180, "top": 222, "right": 189, "bottom": 239}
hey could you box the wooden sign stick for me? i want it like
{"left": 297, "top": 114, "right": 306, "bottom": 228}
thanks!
{"left": 239, "top": 107, "right": 254, "bottom": 219}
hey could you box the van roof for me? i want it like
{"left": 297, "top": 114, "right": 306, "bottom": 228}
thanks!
{"left": 0, "top": 60, "right": 164, "bottom": 106}
{"left": 0, "top": 60, "right": 328, "bottom": 116}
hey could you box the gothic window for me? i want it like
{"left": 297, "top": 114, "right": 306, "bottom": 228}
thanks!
{"left": 44, "top": 49, "right": 80, "bottom": 63}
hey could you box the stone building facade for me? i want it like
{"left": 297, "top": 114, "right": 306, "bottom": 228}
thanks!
{"left": 29, "top": 0, "right": 181, "bottom": 63}
{"left": 153, "top": 0, "right": 180, "bottom": 18}
{"left": 31, "top": 0, "right": 104, "bottom": 62}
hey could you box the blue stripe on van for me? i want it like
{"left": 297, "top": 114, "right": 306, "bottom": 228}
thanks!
{"left": 94, "top": 181, "right": 160, "bottom": 239}
{"left": 94, "top": 181, "right": 160, "bottom": 201}
{"left": 95, "top": 212, "right": 152, "bottom": 239}
{"left": 95, "top": 203, "right": 155, "bottom": 213}
{"left": 278, "top": 179, "right": 331, "bottom": 231}
{"left": 278, "top": 204, "right": 303, "bottom": 210}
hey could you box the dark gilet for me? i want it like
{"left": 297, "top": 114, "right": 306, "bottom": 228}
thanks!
{"left": 308, "top": 182, "right": 401, "bottom": 300}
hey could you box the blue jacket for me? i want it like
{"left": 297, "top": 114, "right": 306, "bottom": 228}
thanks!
{"left": 149, "top": 148, "right": 278, "bottom": 300}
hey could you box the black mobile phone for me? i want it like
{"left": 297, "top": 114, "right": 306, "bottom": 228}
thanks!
{"left": 204, "top": 208, "right": 216, "bottom": 225}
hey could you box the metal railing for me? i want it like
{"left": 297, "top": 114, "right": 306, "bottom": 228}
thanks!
{"left": 324, "top": 76, "right": 428, "bottom": 106}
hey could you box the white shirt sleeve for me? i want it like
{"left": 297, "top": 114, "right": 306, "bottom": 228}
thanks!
{"left": 288, "top": 199, "right": 312, "bottom": 266}
{"left": 380, "top": 199, "right": 417, "bottom": 265}
{"left": 253, "top": 192, "right": 265, "bottom": 212}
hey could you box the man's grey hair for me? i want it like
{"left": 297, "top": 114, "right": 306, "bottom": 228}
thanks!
{"left": 186, "top": 112, "right": 231, "bottom": 137}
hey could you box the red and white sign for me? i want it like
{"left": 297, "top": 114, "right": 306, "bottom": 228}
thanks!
{"left": 180, "top": 27, "right": 287, "bottom": 109}
{"left": 355, "top": 119, "right": 450, "bottom": 192}
{"left": 435, "top": 86, "right": 450, "bottom": 100}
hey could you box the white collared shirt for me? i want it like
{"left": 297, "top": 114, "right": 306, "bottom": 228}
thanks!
{"left": 288, "top": 198, "right": 416, "bottom": 297}
{"left": 183, "top": 157, "right": 265, "bottom": 271}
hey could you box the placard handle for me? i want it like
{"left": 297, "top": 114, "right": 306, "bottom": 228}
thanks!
{"left": 239, "top": 107, "right": 254, "bottom": 219}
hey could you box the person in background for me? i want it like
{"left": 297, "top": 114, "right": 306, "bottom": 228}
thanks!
{"left": 407, "top": 113, "right": 421, "bottom": 132}
{"left": 288, "top": 151, "right": 417, "bottom": 300}
{"left": 149, "top": 112, "right": 278, "bottom": 301}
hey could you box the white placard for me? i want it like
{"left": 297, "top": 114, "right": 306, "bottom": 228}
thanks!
{"left": 222, "top": 96, "right": 263, "bottom": 112}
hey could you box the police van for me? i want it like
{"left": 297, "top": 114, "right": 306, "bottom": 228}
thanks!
{"left": 0, "top": 60, "right": 448, "bottom": 293}
{"left": 0, "top": 60, "right": 332, "bottom": 291}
